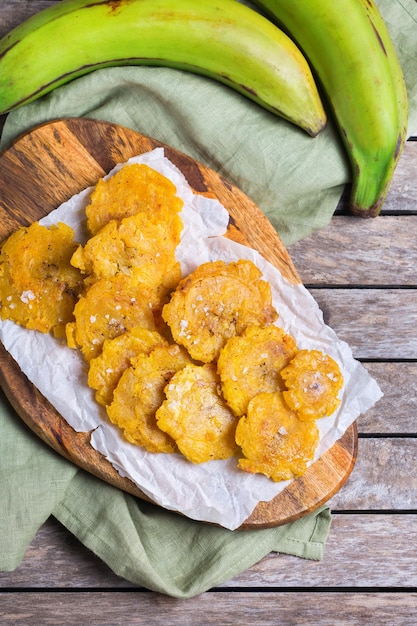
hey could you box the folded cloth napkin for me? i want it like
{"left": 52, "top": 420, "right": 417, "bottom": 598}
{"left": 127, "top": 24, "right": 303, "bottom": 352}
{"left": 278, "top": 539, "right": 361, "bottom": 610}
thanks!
{"left": 1, "top": 0, "right": 416, "bottom": 599}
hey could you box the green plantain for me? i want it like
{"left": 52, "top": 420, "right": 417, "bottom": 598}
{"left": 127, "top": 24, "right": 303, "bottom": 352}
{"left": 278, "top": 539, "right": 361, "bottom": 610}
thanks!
{"left": 0, "top": 0, "right": 326, "bottom": 136}
{"left": 252, "top": 0, "right": 409, "bottom": 216}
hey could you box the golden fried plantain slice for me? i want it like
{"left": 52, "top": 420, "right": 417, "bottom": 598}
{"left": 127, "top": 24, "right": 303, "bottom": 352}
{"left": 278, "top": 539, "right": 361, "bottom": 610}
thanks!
{"left": 281, "top": 349, "right": 344, "bottom": 421}
{"left": 66, "top": 274, "right": 156, "bottom": 361}
{"left": 85, "top": 163, "right": 183, "bottom": 235}
{"left": 107, "top": 344, "right": 191, "bottom": 453}
{"left": 217, "top": 325, "right": 298, "bottom": 416}
{"left": 72, "top": 210, "right": 182, "bottom": 285}
{"left": 162, "top": 260, "right": 278, "bottom": 363}
{"left": 156, "top": 363, "right": 239, "bottom": 464}
{"left": 0, "top": 222, "right": 83, "bottom": 337}
{"left": 71, "top": 210, "right": 182, "bottom": 310}
{"left": 235, "top": 392, "right": 319, "bottom": 482}
{"left": 88, "top": 326, "right": 169, "bottom": 406}
{"left": 106, "top": 366, "right": 176, "bottom": 454}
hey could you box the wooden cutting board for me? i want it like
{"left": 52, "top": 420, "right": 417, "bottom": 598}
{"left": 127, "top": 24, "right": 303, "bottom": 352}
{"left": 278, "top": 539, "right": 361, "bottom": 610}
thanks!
{"left": 0, "top": 118, "right": 357, "bottom": 529}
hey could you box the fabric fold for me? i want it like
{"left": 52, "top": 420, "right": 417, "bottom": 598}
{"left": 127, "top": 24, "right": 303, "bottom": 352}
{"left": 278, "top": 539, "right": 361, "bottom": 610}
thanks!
{"left": 52, "top": 471, "right": 331, "bottom": 598}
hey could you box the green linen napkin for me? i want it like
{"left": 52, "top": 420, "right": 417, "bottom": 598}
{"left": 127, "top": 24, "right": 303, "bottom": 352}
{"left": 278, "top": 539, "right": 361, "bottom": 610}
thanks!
{"left": 1, "top": 0, "right": 416, "bottom": 599}
{"left": 0, "top": 389, "right": 331, "bottom": 597}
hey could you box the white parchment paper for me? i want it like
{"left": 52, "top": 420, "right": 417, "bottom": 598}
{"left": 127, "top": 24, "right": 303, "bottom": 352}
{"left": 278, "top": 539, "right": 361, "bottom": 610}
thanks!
{"left": 0, "top": 149, "right": 383, "bottom": 530}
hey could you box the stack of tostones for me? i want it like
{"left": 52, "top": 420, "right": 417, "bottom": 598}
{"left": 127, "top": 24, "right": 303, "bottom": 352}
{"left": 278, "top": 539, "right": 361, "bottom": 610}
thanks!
{"left": 0, "top": 161, "right": 346, "bottom": 483}
{"left": 68, "top": 163, "right": 184, "bottom": 354}
{"left": 88, "top": 327, "right": 169, "bottom": 406}
{"left": 65, "top": 274, "right": 158, "bottom": 362}
{"left": 64, "top": 163, "right": 193, "bottom": 453}
{"left": 71, "top": 204, "right": 182, "bottom": 299}
{"left": 107, "top": 344, "right": 192, "bottom": 454}
{"left": 232, "top": 347, "right": 343, "bottom": 481}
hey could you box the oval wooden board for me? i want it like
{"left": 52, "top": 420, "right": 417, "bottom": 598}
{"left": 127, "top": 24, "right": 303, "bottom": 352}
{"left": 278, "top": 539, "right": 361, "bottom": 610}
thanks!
{"left": 0, "top": 118, "right": 357, "bottom": 530}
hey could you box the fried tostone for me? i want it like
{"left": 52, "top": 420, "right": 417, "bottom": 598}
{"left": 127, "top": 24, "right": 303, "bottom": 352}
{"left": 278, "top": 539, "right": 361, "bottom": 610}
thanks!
{"left": 217, "top": 324, "right": 298, "bottom": 416}
{"left": 107, "top": 344, "right": 192, "bottom": 453}
{"left": 235, "top": 391, "right": 320, "bottom": 482}
{"left": 156, "top": 363, "right": 239, "bottom": 464}
{"left": 162, "top": 260, "right": 278, "bottom": 363}
{"left": 71, "top": 210, "right": 182, "bottom": 309}
{"left": 281, "top": 349, "right": 344, "bottom": 420}
{"left": 72, "top": 210, "right": 182, "bottom": 283}
{"left": 66, "top": 274, "right": 156, "bottom": 362}
{"left": 0, "top": 222, "right": 83, "bottom": 337}
{"left": 85, "top": 163, "right": 183, "bottom": 235}
{"left": 88, "top": 326, "right": 169, "bottom": 406}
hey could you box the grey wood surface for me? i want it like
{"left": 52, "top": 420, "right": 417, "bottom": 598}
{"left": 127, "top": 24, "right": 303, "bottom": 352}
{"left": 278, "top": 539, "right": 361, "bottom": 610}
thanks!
{"left": 1, "top": 2, "right": 416, "bottom": 624}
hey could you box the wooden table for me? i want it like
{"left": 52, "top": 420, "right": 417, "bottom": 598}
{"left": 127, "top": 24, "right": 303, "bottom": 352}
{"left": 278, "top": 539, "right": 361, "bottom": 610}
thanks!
{"left": 1, "top": 2, "right": 416, "bottom": 623}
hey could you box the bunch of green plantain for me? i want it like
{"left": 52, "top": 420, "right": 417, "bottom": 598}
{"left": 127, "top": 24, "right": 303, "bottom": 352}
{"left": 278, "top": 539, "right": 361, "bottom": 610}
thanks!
{"left": 0, "top": 0, "right": 409, "bottom": 217}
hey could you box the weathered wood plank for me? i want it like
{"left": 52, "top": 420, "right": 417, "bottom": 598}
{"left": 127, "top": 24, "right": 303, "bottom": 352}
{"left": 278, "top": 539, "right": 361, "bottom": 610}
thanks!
{"left": 2, "top": 512, "right": 417, "bottom": 589}
{"left": 358, "top": 362, "right": 417, "bottom": 434}
{"left": 0, "top": 1, "right": 55, "bottom": 34}
{"left": 310, "top": 288, "right": 417, "bottom": 359}
{"left": 382, "top": 140, "right": 417, "bottom": 213}
{"left": 228, "top": 514, "right": 417, "bottom": 588}
{"left": 288, "top": 215, "right": 417, "bottom": 286}
{"left": 1, "top": 591, "right": 417, "bottom": 626}
{"left": 0, "top": 516, "right": 130, "bottom": 589}
{"left": 329, "top": 438, "right": 417, "bottom": 510}
{"left": 288, "top": 144, "right": 417, "bottom": 283}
